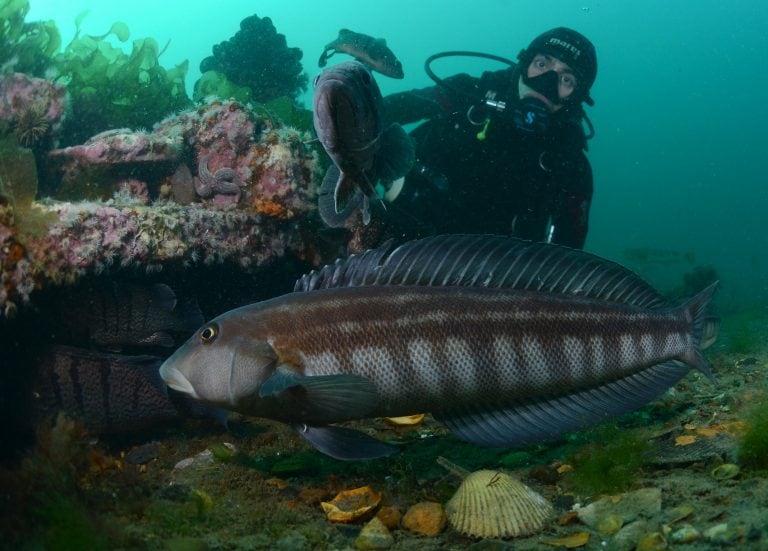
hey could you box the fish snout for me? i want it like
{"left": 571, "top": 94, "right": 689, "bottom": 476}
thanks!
{"left": 159, "top": 362, "right": 199, "bottom": 399}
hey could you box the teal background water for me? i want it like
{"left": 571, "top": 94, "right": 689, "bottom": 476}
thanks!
{"left": 26, "top": 0, "right": 768, "bottom": 309}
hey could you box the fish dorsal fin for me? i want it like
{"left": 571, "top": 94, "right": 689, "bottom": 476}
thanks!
{"left": 295, "top": 234, "right": 665, "bottom": 308}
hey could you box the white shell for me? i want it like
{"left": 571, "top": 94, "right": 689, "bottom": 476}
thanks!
{"left": 445, "top": 470, "right": 552, "bottom": 538}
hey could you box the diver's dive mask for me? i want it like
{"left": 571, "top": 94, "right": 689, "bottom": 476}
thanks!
{"left": 513, "top": 71, "right": 561, "bottom": 133}
{"left": 522, "top": 70, "right": 561, "bottom": 105}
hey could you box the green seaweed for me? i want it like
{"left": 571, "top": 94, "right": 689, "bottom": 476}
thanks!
{"left": 53, "top": 20, "right": 192, "bottom": 145}
{"left": 1, "top": 0, "right": 61, "bottom": 76}
{"left": 192, "top": 69, "right": 252, "bottom": 105}
{"left": 34, "top": 494, "right": 108, "bottom": 551}
{"left": 564, "top": 423, "right": 650, "bottom": 496}
{"left": 258, "top": 96, "right": 314, "bottom": 133}
{"left": 738, "top": 398, "right": 768, "bottom": 471}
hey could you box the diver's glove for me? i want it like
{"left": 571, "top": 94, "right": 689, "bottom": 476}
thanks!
{"left": 512, "top": 97, "right": 550, "bottom": 134}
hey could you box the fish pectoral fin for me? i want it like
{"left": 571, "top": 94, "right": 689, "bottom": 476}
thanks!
{"left": 373, "top": 123, "right": 415, "bottom": 182}
{"left": 259, "top": 366, "right": 380, "bottom": 422}
{"left": 435, "top": 361, "right": 690, "bottom": 448}
{"left": 295, "top": 424, "right": 399, "bottom": 461}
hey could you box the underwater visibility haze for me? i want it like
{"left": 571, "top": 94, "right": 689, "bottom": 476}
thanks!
{"left": 1, "top": 0, "right": 767, "bottom": 548}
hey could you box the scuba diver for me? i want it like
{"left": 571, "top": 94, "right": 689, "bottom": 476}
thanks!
{"left": 375, "top": 27, "right": 598, "bottom": 249}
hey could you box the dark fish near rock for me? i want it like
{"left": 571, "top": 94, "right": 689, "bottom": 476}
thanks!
{"left": 319, "top": 28, "right": 404, "bottom": 79}
{"left": 56, "top": 281, "right": 204, "bottom": 352}
{"left": 160, "top": 235, "right": 719, "bottom": 461}
{"left": 32, "top": 345, "right": 182, "bottom": 433}
{"left": 313, "top": 61, "right": 414, "bottom": 227}
{"left": 32, "top": 345, "right": 225, "bottom": 434}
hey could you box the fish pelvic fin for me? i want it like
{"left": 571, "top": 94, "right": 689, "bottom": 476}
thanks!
{"left": 678, "top": 281, "right": 719, "bottom": 381}
{"left": 295, "top": 424, "right": 398, "bottom": 460}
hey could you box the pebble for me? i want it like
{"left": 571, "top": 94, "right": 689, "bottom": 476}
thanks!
{"left": 376, "top": 506, "right": 402, "bottom": 530}
{"left": 636, "top": 532, "right": 667, "bottom": 551}
{"left": 576, "top": 488, "right": 661, "bottom": 528}
{"left": 669, "top": 524, "right": 701, "bottom": 544}
{"left": 124, "top": 441, "right": 161, "bottom": 464}
{"left": 354, "top": 517, "right": 394, "bottom": 550}
{"left": 704, "top": 523, "right": 743, "bottom": 545}
{"left": 610, "top": 520, "right": 648, "bottom": 551}
{"left": 402, "top": 501, "right": 446, "bottom": 536}
{"left": 596, "top": 513, "right": 623, "bottom": 535}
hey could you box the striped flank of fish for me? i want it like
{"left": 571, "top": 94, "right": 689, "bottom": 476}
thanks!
{"left": 160, "top": 235, "right": 718, "bottom": 460}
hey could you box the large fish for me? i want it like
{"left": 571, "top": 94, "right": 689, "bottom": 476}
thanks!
{"left": 312, "top": 61, "right": 414, "bottom": 228}
{"left": 33, "top": 345, "right": 182, "bottom": 433}
{"left": 32, "top": 345, "right": 222, "bottom": 434}
{"left": 54, "top": 281, "right": 204, "bottom": 351}
{"left": 160, "top": 235, "right": 718, "bottom": 461}
{"left": 319, "top": 29, "right": 404, "bottom": 79}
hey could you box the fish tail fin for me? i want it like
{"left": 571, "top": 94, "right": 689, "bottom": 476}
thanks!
{"left": 318, "top": 166, "right": 364, "bottom": 228}
{"left": 335, "top": 172, "right": 361, "bottom": 211}
{"left": 679, "top": 281, "right": 719, "bottom": 381}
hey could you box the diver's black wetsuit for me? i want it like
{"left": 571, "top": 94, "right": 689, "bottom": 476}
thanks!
{"left": 381, "top": 67, "right": 593, "bottom": 249}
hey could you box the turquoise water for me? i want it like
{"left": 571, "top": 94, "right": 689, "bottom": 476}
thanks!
{"left": 26, "top": 0, "right": 768, "bottom": 307}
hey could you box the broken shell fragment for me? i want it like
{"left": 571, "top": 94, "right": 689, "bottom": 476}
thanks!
{"left": 445, "top": 470, "right": 553, "bottom": 538}
{"left": 321, "top": 485, "right": 382, "bottom": 523}
{"left": 384, "top": 414, "right": 425, "bottom": 426}
{"left": 710, "top": 463, "right": 740, "bottom": 480}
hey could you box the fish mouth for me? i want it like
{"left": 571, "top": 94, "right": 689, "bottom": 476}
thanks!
{"left": 159, "top": 363, "right": 199, "bottom": 398}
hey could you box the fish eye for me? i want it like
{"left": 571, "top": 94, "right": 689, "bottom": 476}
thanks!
{"left": 359, "top": 70, "right": 372, "bottom": 85}
{"left": 199, "top": 323, "right": 219, "bottom": 344}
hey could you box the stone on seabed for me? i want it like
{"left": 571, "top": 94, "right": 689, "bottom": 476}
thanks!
{"left": 355, "top": 517, "right": 394, "bottom": 550}
{"left": 402, "top": 501, "right": 446, "bottom": 536}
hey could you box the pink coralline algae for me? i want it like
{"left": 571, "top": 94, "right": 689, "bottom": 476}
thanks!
{"left": 0, "top": 98, "right": 323, "bottom": 318}
{"left": 0, "top": 196, "right": 306, "bottom": 317}
{"left": 50, "top": 128, "right": 182, "bottom": 165}
{"left": 0, "top": 73, "right": 68, "bottom": 146}
{"left": 48, "top": 99, "right": 319, "bottom": 218}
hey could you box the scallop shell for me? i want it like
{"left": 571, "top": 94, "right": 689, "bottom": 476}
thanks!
{"left": 445, "top": 470, "right": 552, "bottom": 538}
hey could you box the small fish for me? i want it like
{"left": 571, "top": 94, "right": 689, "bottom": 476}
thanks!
{"left": 313, "top": 61, "right": 414, "bottom": 227}
{"left": 319, "top": 28, "right": 404, "bottom": 79}
{"left": 55, "top": 281, "right": 204, "bottom": 352}
{"left": 160, "top": 235, "right": 718, "bottom": 461}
